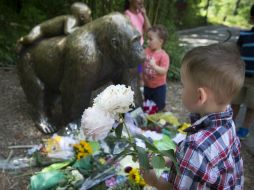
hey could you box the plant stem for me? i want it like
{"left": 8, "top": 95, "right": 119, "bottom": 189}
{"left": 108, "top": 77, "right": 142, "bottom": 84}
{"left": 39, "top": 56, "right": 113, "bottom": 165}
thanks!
{"left": 121, "top": 115, "right": 133, "bottom": 144}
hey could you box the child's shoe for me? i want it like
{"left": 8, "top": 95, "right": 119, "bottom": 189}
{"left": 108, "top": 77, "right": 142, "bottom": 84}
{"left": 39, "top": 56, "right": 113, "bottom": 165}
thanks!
{"left": 236, "top": 127, "right": 249, "bottom": 140}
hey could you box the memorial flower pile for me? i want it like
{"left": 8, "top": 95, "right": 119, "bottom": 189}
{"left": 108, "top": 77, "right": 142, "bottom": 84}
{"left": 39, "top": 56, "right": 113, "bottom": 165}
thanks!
{"left": 2, "top": 84, "right": 187, "bottom": 190}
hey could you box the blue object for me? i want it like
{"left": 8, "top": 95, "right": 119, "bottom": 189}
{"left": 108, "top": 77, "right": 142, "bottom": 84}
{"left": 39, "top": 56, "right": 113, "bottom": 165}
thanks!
{"left": 138, "top": 63, "right": 143, "bottom": 74}
{"left": 236, "top": 127, "right": 249, "bottom": 139}
{"left": 238, "top": 27, "right": 254, "bottom": 75}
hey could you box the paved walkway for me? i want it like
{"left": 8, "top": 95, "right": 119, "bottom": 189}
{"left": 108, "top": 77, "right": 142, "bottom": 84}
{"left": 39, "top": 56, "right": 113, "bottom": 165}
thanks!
{"left": 178, "top": 25, "right": 240, "bottom": 49}
{"left": 177, "top": 25, "right": 254, "bottom": 155}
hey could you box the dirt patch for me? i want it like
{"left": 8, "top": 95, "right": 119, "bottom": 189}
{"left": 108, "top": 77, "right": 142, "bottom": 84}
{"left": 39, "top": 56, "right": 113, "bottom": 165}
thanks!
{"left": 0, "top": 69, "right": 253, "bottom": 189}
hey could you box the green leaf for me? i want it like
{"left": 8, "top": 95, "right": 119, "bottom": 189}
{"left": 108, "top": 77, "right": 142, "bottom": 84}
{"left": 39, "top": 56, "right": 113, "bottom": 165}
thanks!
{"left": 89, "top": 141, "right": 100, "bottom": 154}
{"left": 115, "top": 123, "right": 123, "bottom": 138}
{"left": 134, "top": 134, "right": 158, "bottom": 152}
{"left": 151, "top": 155, "right": 165, "bottom": 169}
{"left": 161, "top": 150, "right": 180, "bottom": 175}
{"left": 30, "top": 170, "right": 67, "bottom": 190}
{"left": 136, "top": 146, "right": 149, "bottom": 170}
{"left": 132, "top": 155, "right": 138, "bottom": 162}
{"left": 154, "top": 135, "right": 176, "bottom": 151}
{"left": 73, "top": 155, "right": 93, "bottom": 177}
{"left": 41, "top": 160, "right": 73, "bottom": 173}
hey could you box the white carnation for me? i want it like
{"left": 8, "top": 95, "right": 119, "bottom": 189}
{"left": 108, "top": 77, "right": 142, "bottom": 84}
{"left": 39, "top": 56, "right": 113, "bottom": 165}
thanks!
{"left": 81, "top": 107, "right": 115, "bottom": 141}
{"left": 93, "top": 85, "right": 134, "bottom": 116}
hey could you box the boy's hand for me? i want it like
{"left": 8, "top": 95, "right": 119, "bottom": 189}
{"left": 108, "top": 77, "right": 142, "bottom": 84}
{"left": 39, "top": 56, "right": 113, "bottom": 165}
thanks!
{"left": 142, "top": 169, "right": 159, "bottom": 187}
{"left": 142, "top": 169, "right": 172, "bottom": 190}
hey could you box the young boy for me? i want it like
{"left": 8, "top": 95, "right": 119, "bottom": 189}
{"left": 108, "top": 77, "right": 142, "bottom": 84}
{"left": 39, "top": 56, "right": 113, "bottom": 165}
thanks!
{"left": 143, "top": 43, "right": 244, "bottom": 189}
{"left": 142, "top": 25, "right": 169, "bottom": 111}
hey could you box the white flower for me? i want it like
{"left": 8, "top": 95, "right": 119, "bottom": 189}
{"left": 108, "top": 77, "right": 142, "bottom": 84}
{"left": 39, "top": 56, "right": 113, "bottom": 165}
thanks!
{"left": 93, "top": 85, "right": 134, "bottom": 117}
{"left": 81, "top": 107, "right": 115, "bottom": 141}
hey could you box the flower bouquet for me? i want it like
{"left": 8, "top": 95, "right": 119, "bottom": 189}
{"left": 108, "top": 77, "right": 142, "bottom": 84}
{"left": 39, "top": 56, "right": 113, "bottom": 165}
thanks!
{"left": 80, "top": 85, "right": 180, "bottom": 181}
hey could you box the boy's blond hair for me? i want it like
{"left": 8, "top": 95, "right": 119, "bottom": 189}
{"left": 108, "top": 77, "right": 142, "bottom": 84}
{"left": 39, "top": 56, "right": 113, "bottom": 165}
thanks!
{"left": 181, "top": 43, "right": 245, "bottom": 105}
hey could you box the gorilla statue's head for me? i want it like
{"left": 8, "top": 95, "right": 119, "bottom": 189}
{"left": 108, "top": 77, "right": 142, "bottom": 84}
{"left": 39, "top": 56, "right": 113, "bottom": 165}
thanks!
{"left": 95, "top": 13, "right": 146, "bottom": 69}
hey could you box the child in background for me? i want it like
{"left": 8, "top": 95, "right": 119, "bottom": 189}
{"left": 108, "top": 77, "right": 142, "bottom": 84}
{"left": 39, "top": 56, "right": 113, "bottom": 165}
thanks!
{"left": 124, "top": 0, "right": 151, "bottom": 45}
{"left": 143, "top": 43, "right": 244, "bottom": 189}
{"left": 124, "top": 0, "right": 151, "bottom": 87}
{"left": 142, "top": 25, "right": 169, "bottom": 111}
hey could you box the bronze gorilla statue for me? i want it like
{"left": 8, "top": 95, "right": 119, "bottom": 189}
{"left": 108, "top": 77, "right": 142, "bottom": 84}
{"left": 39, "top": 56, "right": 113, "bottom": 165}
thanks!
{"left": 17, "top": 12, "right": 146, "bottom": 134}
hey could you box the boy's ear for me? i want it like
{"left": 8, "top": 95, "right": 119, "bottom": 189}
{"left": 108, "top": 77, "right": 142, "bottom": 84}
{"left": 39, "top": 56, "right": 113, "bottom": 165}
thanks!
{"left": 197, "top": 87, "right": 208, "bottom": 106}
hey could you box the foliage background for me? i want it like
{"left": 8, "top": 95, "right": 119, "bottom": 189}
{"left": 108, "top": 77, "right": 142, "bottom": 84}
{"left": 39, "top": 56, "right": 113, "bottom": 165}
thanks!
{"left": 0, "top": 0, "right": 252, "bottom": 79}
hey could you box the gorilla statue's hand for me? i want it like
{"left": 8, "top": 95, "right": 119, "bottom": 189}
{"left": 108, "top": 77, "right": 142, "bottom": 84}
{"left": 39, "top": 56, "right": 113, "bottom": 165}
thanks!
{"left": 37, "top": 118, "right": 57, "bottom": 134}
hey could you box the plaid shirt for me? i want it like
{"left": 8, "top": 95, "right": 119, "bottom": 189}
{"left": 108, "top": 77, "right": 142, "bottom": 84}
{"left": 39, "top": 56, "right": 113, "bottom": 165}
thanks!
{"left": 169, "top": 106, "right": 244, "bottom": 190}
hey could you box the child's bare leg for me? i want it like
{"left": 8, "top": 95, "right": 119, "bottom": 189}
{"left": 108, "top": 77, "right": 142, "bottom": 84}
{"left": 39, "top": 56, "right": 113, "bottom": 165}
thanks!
{"left": 19, "top": 26, "right": 42, "bottom": 45}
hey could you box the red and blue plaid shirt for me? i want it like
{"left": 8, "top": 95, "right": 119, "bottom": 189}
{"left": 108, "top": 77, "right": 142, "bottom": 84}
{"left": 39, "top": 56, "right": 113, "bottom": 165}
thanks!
{"left": 169, "top": 106, "right": 244, "bottom": 190}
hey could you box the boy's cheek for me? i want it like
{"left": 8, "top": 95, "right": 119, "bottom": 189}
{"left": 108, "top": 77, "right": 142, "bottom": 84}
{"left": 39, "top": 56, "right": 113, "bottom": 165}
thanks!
{"left": 181, "top": 92, "right": 190, "bottom": 109}
{"left": 182, "top": 92, "right": 197, "bottom": 112}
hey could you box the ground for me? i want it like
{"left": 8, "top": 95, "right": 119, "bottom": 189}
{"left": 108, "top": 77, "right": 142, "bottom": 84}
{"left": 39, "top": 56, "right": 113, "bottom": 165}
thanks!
{"left": 0, "top": 25, "right": 254, "bottom": 189}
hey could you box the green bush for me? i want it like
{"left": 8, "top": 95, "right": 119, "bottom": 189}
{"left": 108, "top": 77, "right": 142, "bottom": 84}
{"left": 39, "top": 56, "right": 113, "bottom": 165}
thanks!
{"left": 0, "top": 1, "right": 48, "bottom": 66}
{"left": 163, "top": 20, "right": 184, "bottom": 80}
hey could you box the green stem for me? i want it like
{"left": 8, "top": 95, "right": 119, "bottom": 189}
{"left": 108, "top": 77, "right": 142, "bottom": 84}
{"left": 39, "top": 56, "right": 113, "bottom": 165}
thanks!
{"left": 121, "top": 115, "right": 133, "bottom": 144}
{"left": 119, "top": 115, "right": 139, "bottom": 163}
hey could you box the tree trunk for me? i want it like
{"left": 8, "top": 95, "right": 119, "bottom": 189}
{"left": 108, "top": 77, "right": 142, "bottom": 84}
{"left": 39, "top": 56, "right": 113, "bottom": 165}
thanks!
{"left": 233, "top": 0, "right": 241, "bottom": 15}
{"left": 147, "top": 0, "right": 153, "bottom": 22}
{"left": 204, "top": 0, "right": 211, "bottom": 24}
{"left": 153, "top": 0, "right": 161, "bottom": 25}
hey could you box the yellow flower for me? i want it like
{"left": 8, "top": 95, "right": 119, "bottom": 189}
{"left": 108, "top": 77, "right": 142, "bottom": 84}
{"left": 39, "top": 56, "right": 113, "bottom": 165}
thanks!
{"left": 73, "top": 144, "right": 80, "bottom": 150}
{"left": 80, "top": 140, "right": 89, "bottom": 147}
{"left": 77, "top": 152, "right": 84, "bottom": 160}
{"left": 128, "top": 168, "right": 146, "bottom": 186}
{"left": 139, "top": 178, "right": 146, "bottom": 186}
{"left": 85, "top": 145, "right": 93, "bottom": 154}
{"left": 73, "top": 141, "right": 93, "bottom": 160}
{"left": 178, "top": 123, "right": 191, "bottom": 134}
{"left": 128, "top": 168, "right": 137, "bottom": 181}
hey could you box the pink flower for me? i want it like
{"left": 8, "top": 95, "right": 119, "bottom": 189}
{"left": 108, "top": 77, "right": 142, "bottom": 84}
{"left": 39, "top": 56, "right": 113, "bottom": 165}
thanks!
{"left": 105, "top": 176, "right": 117, "bottom": 188}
